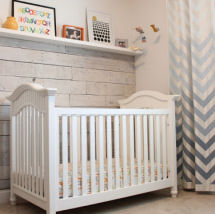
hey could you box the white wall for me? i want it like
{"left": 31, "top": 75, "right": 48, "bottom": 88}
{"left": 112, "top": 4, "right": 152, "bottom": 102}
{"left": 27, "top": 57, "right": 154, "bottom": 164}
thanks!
{"left": 0, "top": 0, "right": 170, "bottom": 94}
{"left": 133, "top": 0, "right": 169, "bottom": 94}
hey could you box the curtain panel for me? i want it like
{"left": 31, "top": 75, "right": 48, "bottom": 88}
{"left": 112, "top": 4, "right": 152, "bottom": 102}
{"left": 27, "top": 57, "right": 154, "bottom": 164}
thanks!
{"left": 168, "top": 0, "right": 215, "bottom": 191}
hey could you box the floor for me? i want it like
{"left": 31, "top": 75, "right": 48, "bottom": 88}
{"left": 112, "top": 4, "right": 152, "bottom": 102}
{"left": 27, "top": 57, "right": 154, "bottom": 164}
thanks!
{"left": 0, "top": 189, "right": 215, "bottom": 214}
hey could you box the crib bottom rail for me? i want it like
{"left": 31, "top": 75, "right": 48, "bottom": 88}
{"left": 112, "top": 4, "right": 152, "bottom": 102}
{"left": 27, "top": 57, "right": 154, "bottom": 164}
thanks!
{"left": 56, "top": 179, "right": 172, "bottom": 211}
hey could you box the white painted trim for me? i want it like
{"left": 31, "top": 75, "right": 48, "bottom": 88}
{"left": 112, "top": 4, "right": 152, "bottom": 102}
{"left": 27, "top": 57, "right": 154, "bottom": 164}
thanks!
{"left": 0, "top": 28, "right": 142, "bottom": 56}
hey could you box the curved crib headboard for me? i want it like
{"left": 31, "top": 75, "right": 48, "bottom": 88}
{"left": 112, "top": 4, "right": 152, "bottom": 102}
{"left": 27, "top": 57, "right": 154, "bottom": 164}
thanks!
{"left": 118, "top": 90, "right": 179, "bottom": 109}
{"left": 7, "top": 83, "right": 57, "bottom": 116}
{"left": 8, "top": 83, "right": 58, "bottom": 202}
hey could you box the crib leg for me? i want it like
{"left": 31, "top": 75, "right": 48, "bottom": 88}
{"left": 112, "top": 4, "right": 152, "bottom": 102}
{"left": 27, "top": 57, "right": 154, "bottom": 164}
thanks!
{"left": 10, "top": 190, "right": 16, "bottom": 205}
{"left": 46, "top": 209, "right": 56, "bottom": 214}
{"left": 171, "top": 186, "right": 178, "bottom": 198}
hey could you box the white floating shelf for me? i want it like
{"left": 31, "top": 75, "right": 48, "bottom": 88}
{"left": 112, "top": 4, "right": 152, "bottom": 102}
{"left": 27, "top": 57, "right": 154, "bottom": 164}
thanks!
{"left": 0, "top": 28, "right": 142, "bottom": 56}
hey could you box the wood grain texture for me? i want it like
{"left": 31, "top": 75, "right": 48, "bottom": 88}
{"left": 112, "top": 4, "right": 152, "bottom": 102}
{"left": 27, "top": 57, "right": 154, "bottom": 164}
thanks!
{"left": 0, "top": 44, "right": 135, "bottom": 107}
{"left": 0, "top": 136, "right": 10, "bottom": 166}
{"left": 0, "top": 121, "right": 10, "bottom": 136}
{"left": 0, "top": 105, "right": 10, "bottom": 120}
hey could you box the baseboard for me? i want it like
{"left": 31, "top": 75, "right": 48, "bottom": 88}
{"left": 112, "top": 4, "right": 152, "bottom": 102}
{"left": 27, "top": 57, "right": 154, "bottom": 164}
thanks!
{"left": 0, "top": 189, "right": 10, "bottom": 204}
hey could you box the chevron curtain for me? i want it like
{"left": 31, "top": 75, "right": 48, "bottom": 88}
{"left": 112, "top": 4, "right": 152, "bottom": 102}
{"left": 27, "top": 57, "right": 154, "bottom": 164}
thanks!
{"left": 168, "top": 0, "right": 215, "bottom": 191}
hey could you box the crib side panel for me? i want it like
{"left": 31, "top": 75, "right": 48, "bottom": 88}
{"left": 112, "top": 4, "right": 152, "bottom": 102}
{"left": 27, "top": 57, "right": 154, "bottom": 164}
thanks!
{"left": 119, "top": 90, "right": 178, "bottom": 191}
{"left": 9, "top": 83, "right": 57, "bottom": 211}
{"left": 10, "top": 90, "right": 47, "bottom": 197}
{"left": 56, "top": 108, "right": 172, "bottom": 204}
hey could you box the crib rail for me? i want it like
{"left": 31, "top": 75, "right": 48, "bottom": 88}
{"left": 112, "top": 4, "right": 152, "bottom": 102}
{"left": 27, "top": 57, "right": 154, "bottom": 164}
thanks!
{"left": 56, "top": 107, "right": 170, "bottom": 199}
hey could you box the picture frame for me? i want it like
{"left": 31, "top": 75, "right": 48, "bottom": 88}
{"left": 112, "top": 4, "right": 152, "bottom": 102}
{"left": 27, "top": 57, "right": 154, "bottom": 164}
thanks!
{"left": 87, "top": 9, "right": 114, "bottom": 45}
{"left": 63, "top": 25, "right": 84, "bottom": 41}
{"left": 12, "top": 0, "right": 56, "bottom": 36}
{"left": 115, "top": 39, "right": 128, "bottom": 48}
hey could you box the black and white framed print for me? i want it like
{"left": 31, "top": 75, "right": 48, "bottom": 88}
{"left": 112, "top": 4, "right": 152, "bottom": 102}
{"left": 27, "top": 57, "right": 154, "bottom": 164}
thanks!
{"left": 87, "top": 9, "right": 114, "bottom": 45}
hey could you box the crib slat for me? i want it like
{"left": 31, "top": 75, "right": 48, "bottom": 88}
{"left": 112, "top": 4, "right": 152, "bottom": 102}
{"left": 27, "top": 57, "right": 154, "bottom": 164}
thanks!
{"left": 26, "top": 106, "right": 31, "bottom": 190}
{"left": 19, "top": 110, "right": 23, "bottom": 187}
{"left": 17, "top": 111, "right": 20, "bottom": 186}
{"left": 149, "top": 115, "right": 155, "bottom": 182}
{"left": 122, "top": 115, "right": 128, "bottom": 187}
{"left": 136, "top": 115, "right": 142, "bottom": 184}
{"left": 107, "top": 115, "right": 112, "bottom": 190}
{"left": 11, "top": 116, "right": 16, "bottom": 189}
{"left": 36, "top": 110, "right": 40, "bottom": 195}
{"left": 21, "top": 110, "right": 24, "bottom": 187}
{"left": 22, "top": 108, "right": 25, "bottom": 188}
{"left": 24, "top": 107, "right": 28, "bottom": 189}
{"left": 156, "top": 116, "right": 161, "bottom": 181}
{"left": 28, "top": 107, "right": 32, "bottom": 191}
{"left": 32, "top": 108, "right": 36, "bottom": 193}
{"left": 62, "top": 116, "right": 68, "bottom": 198}
{"left": 40, "top": 113, "right": 44, "bottom": 197}
{"left": 90, "top": 116, "right": 96, "bottom": 193}
{"left": 16, "top": 113, "right": 19, "bottom": 186}
{"left": 81, "top": 116, "right": 87, "bottom": 195}
{"left": 71, "top": 116, "right": 78, "bottom": 196}
{"left": 99, "top": 116, "right": 104, "bottom": 192}
{"left": 129, "top": 115, "right": 135, "bottom": 185}
{"left": 96, "top": 117, "right": 99, "bottom": 164}
{"left": 77, "top": 117, "right": 81, "bottom": 163}
{"left": 143, "top": 115, "right": 149, "bottom": 183}
{"left": 55, "top": 116, "right": 59, "bottom": 198}
{"left": 18, "top": 112, "right": 21, "bottom": 187}
{"left": 114, "top": 115, "right": 120, "bottom": 189}
{"left": 162, "top": 116, "right": 167, "bottom": 179}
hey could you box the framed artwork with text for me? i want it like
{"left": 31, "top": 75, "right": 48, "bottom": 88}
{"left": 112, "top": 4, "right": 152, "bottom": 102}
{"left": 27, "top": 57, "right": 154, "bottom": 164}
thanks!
{"left": 12, "top": 0, "right": 56, "bottom": 36}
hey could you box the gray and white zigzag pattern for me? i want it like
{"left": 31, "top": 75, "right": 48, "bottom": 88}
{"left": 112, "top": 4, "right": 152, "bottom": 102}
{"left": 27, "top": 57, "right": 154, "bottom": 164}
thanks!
{"left": 168, "top": 0, "right": 215, "bottom": 191}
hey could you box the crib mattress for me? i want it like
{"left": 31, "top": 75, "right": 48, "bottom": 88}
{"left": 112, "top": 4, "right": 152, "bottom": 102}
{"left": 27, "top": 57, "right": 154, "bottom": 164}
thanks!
{"left": 58, "top": 160, "right": 168, "bottom": 197}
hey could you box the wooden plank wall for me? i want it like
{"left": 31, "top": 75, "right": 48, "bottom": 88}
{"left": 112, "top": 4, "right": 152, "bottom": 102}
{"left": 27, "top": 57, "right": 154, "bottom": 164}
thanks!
{"left": 0, "top": 101, "right": 10, "bottom": 190}
{"left": 0, "top": 37, "right": 136, "bottom": 107}
{"left": 0, "top": 36, "right": 136, "bottom": 191}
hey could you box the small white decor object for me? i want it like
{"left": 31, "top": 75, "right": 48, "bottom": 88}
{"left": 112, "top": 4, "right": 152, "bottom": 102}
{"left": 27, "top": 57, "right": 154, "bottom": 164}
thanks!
{"left": 87, "top": 9, "right": 114, "bottom": 45}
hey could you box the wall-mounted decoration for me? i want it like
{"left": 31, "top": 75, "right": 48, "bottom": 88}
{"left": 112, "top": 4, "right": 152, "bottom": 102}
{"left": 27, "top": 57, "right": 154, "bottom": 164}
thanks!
{"left": 150, "top": 24, "right": 160, "bottom": 32}
{"left": 135, "top": 26, "right": 147, "bottom": 43}
{"left": 63, "top": 25, "right": 84, "bottom": 40}
{"left": 12, "top": 0, "right": 56, "bottom": 36}
{"left": 87, "top": 9, "right": 114, "bottom": 45}
{"left": 130, "top": 26, "right": 146, "bottom": 51}
{"left": 115, "top": 39, "right": 128, "bottom": 48}
{"left": 130, "top": 25, "right": 161, "bottom": 52}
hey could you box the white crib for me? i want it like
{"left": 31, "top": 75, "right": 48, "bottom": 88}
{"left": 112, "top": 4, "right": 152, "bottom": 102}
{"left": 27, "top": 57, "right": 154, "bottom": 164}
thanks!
{"left": 8, "top": 83, "right": 178, "bottom": 214}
